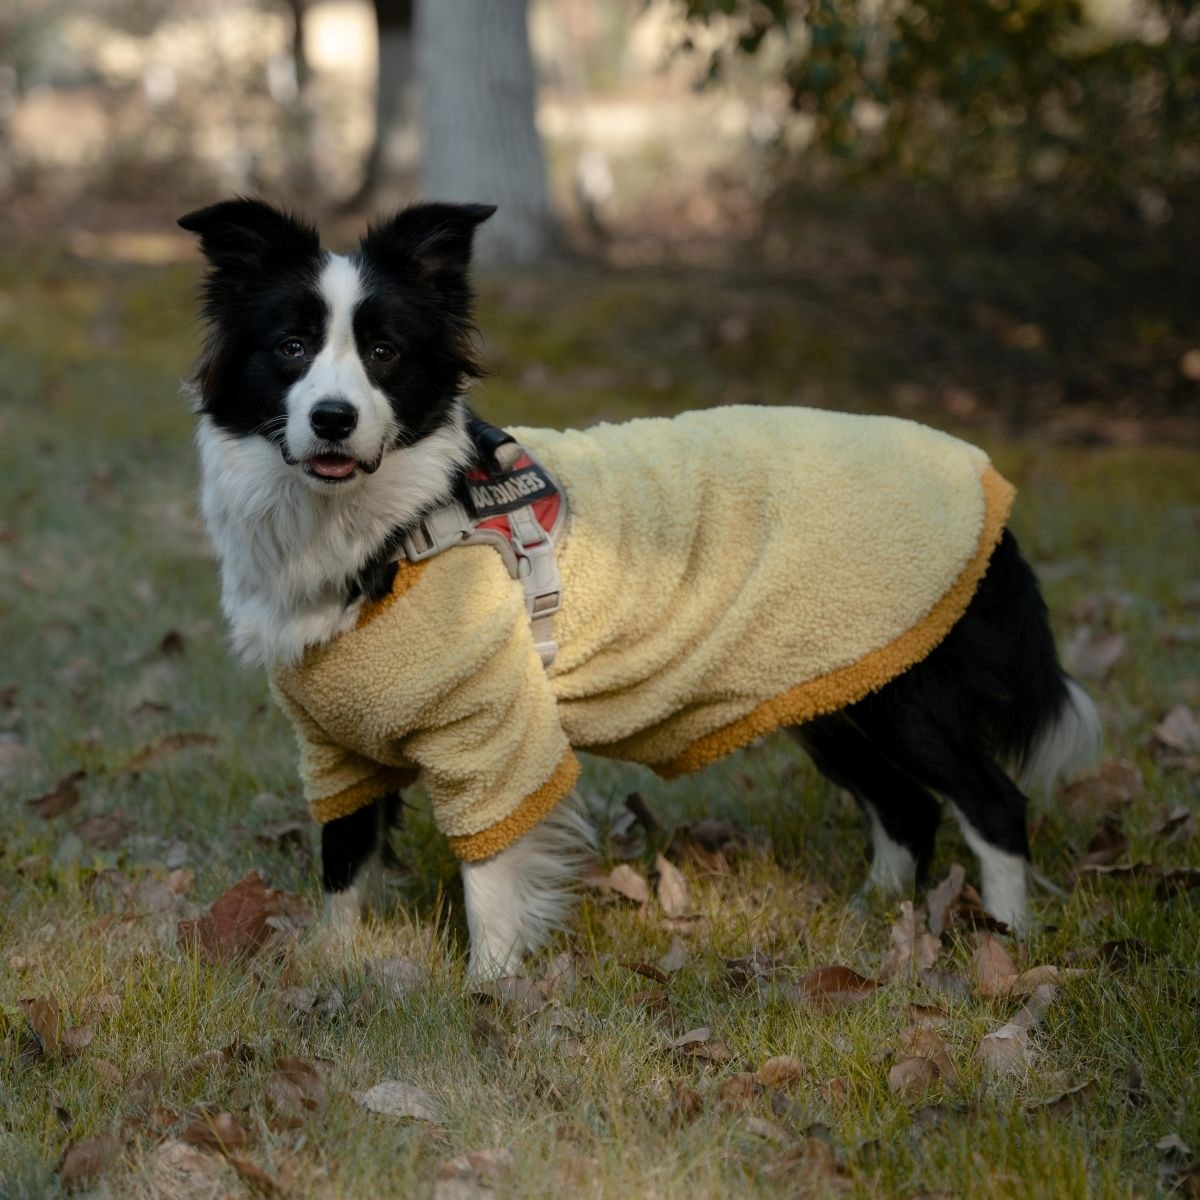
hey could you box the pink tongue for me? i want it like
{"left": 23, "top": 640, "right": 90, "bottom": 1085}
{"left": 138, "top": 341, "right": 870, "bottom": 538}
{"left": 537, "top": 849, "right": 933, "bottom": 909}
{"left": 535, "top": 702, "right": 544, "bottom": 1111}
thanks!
{"left": 309, "top": 454, "right": 357, "bottom": 479}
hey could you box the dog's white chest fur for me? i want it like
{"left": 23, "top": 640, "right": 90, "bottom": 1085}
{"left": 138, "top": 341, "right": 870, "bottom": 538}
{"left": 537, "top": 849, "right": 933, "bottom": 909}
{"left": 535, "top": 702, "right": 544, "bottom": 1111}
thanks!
{"left": 195, "top": 409, "right": 470, "bottom": 667}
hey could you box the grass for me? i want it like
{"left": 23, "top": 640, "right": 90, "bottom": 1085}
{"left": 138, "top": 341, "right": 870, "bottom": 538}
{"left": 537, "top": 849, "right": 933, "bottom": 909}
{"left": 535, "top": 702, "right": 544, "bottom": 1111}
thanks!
{"left": 0, "top": 247, "right": 1198, "bottom": 1199}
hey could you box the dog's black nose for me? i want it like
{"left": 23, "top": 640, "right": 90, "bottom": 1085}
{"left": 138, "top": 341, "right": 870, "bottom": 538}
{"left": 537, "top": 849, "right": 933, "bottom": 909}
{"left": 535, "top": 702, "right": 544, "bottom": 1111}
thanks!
{"left": 310, "top": 399, "right": 358, "bottom": 441}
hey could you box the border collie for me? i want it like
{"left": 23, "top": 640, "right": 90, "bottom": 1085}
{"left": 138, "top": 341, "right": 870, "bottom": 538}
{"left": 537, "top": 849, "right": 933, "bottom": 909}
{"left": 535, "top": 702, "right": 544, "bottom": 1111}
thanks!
{"left": 180, "top": 197, "right": 1100, "bottom": 976}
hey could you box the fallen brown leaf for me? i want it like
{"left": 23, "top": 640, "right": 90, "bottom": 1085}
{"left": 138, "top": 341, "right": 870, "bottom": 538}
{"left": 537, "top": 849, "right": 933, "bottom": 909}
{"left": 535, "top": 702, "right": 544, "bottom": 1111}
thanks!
{"left": 368, "top": 956, "right": 429, "bottom": 998}
{"left": 1154, "top": 705, "right": 1200, "bottom": 753}
{"left": 437, "top": 1147, "right": 514, "bottom": 1185}
{"left": 177, "top": 870, "right": 313, "bottom": 963}
{"left": 744, "top": 1115, "right": 792, "bottom": 1144}
{"left": 669, "top": 1026, "right": 732, "bottom": 1063}
{"left": 264, "top": 1056, "right": 326, "bottom": 1120}
{"left": 123, "top": 731, "right": 217, "bottom": 771}
{"left": 1153, "top": 804, "right": 1197, "bottom": 842}
{"left": 228, "top": 1155, "right": 285, "bottom": 1197}
{"left": 898, "top": 1026, "right": 959, "bottom": 1090}
{"left": 819, "top": 1076, "right": 852, "bottom": 1106}
{"left": 1071, "top": 819, "right": 1130, "bottom": 876}
{"left": 667, "top": 817, "right": 757, "bottom": 874}
{"left": 472, "top": 974, "right": 547, "bottom": 1015}
{"left": 1060, "top": 758, "right": 1144, "bottom": 819}
{"left": 623, "top": 960, "right": 668, "bottom": 985}
{"left": 880, "top": 901, "right": 941, "bottom": 981}
{"left": 352, "top": 1080, "right": 443, "bottom": 1122}
{"left": 25, "top": 771, "right": 85, "bottom": 819}
{"left": 926, "top": 864, "right": 966, "bottom": 936}
{"left": 1063, "top": 628, "right": 1126, "bottom": 680}
{"left": 59, "top": 1133, "right": 122, "bottom": 1191}
{"left": 181, "top": 1111, "right": 249, "bottom": 1153}
{"left": 1030, "top": 1079, "right": 1097, "bottom": 1116}
{"left": 20, "top": 995, "right": 61, "bottom": 1056}
{"left": 889, "top": 1055, "right": 941, "bottom": 1101}
{"left": 537, "top": 952, "right": 577, "bottom": 999}
{"left": 655, "top": 852, "right": 691, "bottom": 918}
{"left": 670, "top": 1083, "right": 704, "bottom": 1123}
{"left": 790, "top": 964, "right": 879, "bottom": 1011}
{"left": 76, "top": 809, "right": 132, "bottom": 850}
{"left": 719, "top": 1071, "right": 764, "bottom": 1110}
{"left": 658, "top": 937, "right": 689, "bottom": 974}
{"left": 758, "top": 1055, "right": 805, "bottom": 1090}
{"left": 726, "top": 949, "right": 785, "bottom": 987}
{"left": 972, "top": 933, "right": 1018, "bottom": 992}
{"left": 605, "top": 863, "right": 650, "bottom": 905}
{"left": 976, "top": 1023, "right": 1031, "bottom": 1078}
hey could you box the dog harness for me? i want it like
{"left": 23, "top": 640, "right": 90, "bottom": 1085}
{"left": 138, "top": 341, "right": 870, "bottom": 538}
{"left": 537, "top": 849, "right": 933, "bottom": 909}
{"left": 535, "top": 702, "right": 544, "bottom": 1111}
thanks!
{"left": 399, "top": 420, "right": 567, "bottom": 667}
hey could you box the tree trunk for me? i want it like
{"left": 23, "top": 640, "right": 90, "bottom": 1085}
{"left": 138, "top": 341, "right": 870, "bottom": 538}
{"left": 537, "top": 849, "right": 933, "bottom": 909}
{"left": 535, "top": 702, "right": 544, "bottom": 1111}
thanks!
{"left": 343, "top": 0, "right": 416, "bottom": 210}
{"left": 416, "top": 0, "right": 556, "bottom": 266}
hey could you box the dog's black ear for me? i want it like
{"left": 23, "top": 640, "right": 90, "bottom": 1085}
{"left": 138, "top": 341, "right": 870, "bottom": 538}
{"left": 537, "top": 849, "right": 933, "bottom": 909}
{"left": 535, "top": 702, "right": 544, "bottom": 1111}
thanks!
{"left": 178, "top": 196, "right": 320, "bottom": 273}
{"left": 359, "top": 202, "right": 496, "bottom": 277}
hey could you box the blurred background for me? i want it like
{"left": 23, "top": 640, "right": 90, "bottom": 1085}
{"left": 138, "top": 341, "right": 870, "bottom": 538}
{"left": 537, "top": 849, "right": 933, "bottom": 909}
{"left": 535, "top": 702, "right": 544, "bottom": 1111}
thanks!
{"left": 0, "top": 0, "right": 1197, "bottom": 436}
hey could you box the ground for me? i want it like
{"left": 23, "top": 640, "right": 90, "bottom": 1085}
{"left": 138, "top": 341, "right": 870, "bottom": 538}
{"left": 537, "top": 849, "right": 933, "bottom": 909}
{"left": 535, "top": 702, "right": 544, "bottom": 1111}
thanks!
{"left": 0, "top": 240, "right": 1198, "bottom": 1200}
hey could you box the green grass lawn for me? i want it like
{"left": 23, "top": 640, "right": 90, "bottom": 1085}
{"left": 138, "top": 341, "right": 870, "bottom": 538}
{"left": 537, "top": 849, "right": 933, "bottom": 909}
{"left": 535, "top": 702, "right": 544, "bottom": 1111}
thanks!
{"left": 1, "top": 249, "right": 1198, "bottom": 1199}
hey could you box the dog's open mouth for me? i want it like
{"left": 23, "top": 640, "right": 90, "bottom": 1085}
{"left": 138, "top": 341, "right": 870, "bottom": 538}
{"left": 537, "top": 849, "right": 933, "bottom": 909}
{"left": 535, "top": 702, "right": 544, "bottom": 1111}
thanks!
{"left": 300, "top": 452, "right": 382, "bottom": 482}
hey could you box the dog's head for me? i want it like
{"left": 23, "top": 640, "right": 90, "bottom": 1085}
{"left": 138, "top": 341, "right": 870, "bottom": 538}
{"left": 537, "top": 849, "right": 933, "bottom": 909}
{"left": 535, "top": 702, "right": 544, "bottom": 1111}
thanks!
{"left": 179, "top": 197, "right": 494, "bottom": 489}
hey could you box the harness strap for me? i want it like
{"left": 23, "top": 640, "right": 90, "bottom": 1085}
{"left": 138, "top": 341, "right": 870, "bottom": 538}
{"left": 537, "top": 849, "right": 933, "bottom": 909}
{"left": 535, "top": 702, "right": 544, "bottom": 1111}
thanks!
{"left": 399, "top": 436, "right": 566, "bottom": 668}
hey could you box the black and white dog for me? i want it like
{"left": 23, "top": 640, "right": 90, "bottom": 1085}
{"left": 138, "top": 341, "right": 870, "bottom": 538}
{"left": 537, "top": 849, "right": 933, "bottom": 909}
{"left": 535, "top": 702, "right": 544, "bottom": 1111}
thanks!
{"left": 181, "top": 197, "right": 1099, "bottom": 972}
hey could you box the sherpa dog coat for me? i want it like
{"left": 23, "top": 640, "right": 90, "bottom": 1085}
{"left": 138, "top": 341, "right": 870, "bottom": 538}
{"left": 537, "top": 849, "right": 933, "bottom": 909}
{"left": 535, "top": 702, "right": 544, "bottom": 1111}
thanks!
{"left": 272, "top": 406, "right": 1014, "bottom": 861}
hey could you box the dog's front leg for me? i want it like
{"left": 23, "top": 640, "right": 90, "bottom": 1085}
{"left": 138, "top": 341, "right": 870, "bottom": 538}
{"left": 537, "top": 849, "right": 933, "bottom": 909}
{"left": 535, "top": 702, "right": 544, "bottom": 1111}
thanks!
{"left": 315, "top": 797, "right": 395, "bottom": 951}
{"left": 460, "top": 797, "right": 595, "bottom": 983}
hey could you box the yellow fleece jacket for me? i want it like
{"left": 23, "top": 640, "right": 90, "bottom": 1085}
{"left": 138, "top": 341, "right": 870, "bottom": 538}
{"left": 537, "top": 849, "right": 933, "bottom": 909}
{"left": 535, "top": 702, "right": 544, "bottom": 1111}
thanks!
{"left": 272, "top": 406, "right": 1014, "bottom": 861}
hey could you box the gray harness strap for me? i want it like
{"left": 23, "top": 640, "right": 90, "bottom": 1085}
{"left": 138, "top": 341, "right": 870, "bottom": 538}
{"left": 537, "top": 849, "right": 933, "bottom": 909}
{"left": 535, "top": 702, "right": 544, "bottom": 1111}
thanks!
{"left": 400, "top": 442, "right": 566, "bottom": 667}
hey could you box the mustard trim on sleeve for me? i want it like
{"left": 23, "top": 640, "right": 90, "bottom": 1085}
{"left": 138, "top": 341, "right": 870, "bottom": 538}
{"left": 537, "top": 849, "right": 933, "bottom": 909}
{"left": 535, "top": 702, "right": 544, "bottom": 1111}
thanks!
{"left": 656, "top": 466, "right": 1016, "bottom": 779}
{"left": 447, "top": 750, "right": 581, "bottom": 862}
{"left": 308, "top": 767, "right": 418, "bottom": 824}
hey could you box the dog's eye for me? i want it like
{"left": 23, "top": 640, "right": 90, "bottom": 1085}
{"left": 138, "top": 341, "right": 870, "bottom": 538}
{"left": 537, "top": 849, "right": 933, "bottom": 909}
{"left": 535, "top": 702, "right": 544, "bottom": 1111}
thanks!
{"left": 277, "top": 338, "right": 306, "bottom": 359}
{"left": 370, "top": 343, "right": 396, "bottom": 363}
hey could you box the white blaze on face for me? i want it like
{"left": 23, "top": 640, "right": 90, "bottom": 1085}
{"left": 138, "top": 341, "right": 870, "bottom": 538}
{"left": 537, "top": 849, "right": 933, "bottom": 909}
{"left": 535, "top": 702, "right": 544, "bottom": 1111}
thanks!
{"left": 284, "top": 253, "right": 395, "bottom": 466}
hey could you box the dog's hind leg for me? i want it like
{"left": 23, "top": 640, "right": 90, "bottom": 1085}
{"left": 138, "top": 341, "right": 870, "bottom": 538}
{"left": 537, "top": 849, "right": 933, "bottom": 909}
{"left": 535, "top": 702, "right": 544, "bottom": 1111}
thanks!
{"left": 790, "top": 717, "right": 942, "bottom": 894}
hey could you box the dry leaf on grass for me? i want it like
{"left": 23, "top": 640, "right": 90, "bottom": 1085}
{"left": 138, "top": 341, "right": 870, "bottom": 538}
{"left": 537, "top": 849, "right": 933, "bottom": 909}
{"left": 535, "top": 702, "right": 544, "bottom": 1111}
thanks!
{"left": 744, "top": 1116, "right": 792, "bottom": 1144}
{"left": 1063, "top": 628, "right": 1126, "bottom": 680}
{"left": 20, "top": 995, "right": 61, "bottom": 1056}
{"left": 719, "top": 1072, "right": 764, "bottom": 1110}
{"left": 1060, "top": 758, "right": 1143, "bottom": 818}
{"left": 726, "top": 950, "right": 786, "bottom": 987}
{"left": 1154, "top": 805, "right": 1198, "bottom": 842}
{"left": 880, "top": 901, "right": 941, "bottom": 981}
{"left": 25, "top": 771, "right": 85, "bottom": 819}
{"left": 758, "top": 1055, "right": 805, "bottom": 1090}
{"left": 76, "top": 809, "right": 132, "bottom": 850}
{"left": 972, "top": 933, "right": 1017, "bottom": 990}
{"left": 538, "top": 952, "right": 577, "bottom": 999}
{"left": 654, "top": 853, "right": 691, "bottom": 917}
{"left": 228, "top": 1155, "right": 286, "bottom": 1197}
{"left": 658, "top": 937, "right": 689, "bottom": 974}
{"left": 926, "top": 864, "right": 966, "bottom": 937}
{"left": 604, "top": 863, "right": 650, "bottom": 905}
{"left": 1071, "top": 819, "right": 1130, "bottom": 876}
{"left": 623, "top": 960, "right": 668, "bottom": 985}
{"left": 789, "top": 965, "right": 880, "bottom": 1011}
{"left": 181, "top": 1111, "right": 249, "bottom": 1154}
{"left": 671, "top": 1083, "right": 704, "bottom": 1123}
{"left": 437, "top": 1147, "right": 514, "bottom": 1186}
{"left": 353, "top": 1080, "right": 443, "bottom": 1122}
{"left": 819, "top": 1077, "right": 852, "bottom": 1105}
{"left": 1154, "top": 705, "right": 1200, "bottom": 753}
{"left": 152, "top": 1139, "right": 230, "bottom": 1188}
{"left": 264, "top": 1056, "right": 326, "bottom": 1120}
{"left": 976, "top": 1022, "right": 1031, "bottom": 1077}
{"left": 1029, "top": 1079, "right": 1098, "bottom": 1116}
{"left": 59, "top": 1133, "right": 122, "bottom": 1191}
{"left": 669, "top": 1026, "right": 732, "bottom": 1064}
{"left": 898, "top": 1027, "right": 959, "bottom": 1090}
{"left": 473, "top": 975, "right": 548, "bottom": 1016}
{"left": 889, "top": 1056, "right": 941, "bottom": 1101}
{"left": 177, "top": 870, "right": 313, "bottom": 963}
{"left": 123, "top": 731, "right": 218, "bottom": 771}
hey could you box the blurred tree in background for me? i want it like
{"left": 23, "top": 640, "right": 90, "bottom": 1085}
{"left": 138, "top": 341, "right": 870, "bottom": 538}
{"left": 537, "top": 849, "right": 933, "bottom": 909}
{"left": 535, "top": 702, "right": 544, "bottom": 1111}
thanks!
{"left": 676, "top": 0, "right": 1200, "bottom": 221}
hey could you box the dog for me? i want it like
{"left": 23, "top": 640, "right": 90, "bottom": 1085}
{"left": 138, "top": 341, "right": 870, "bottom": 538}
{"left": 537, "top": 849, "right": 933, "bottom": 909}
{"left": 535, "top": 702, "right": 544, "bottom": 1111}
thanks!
{"left": 180, "top": 197, "right": 1101, "bottom": 978}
